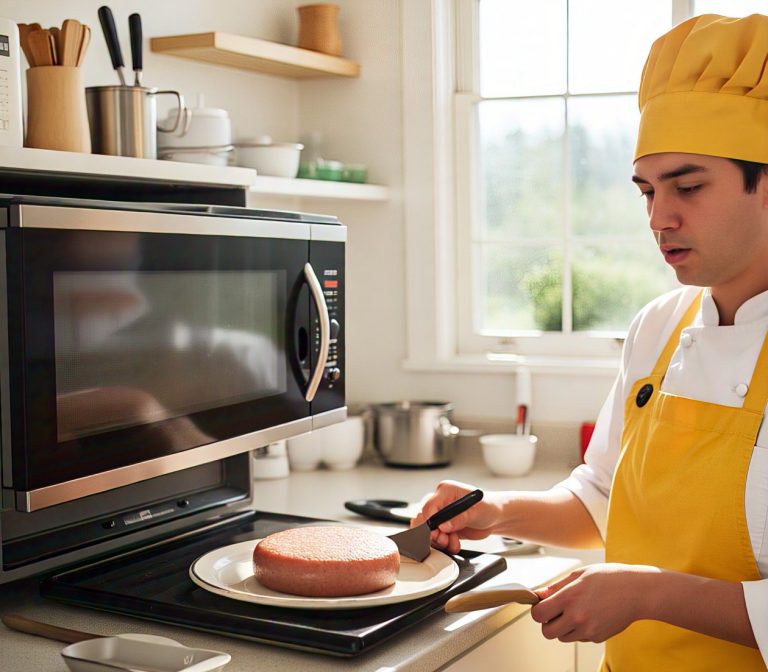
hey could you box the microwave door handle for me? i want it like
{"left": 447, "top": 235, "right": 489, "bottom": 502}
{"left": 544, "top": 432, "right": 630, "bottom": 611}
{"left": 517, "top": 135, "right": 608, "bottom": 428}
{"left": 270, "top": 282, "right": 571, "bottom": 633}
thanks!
{"left": 304, "top": 262, "right": 330, "bottom": 402}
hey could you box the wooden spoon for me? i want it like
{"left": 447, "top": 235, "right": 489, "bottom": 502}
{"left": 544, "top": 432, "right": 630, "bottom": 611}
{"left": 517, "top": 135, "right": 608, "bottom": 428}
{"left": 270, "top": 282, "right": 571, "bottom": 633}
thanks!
{"left": 77, "top": 24, "right": 91, "bottom": 67}
{"left": 60, "top": 19, "right": 83, "bottom": 66}
{"left": 27, "top": 29, "right": 55, "bottom": 67}
{"left": 17, "top": 22, "right": 41, "bottom": 66}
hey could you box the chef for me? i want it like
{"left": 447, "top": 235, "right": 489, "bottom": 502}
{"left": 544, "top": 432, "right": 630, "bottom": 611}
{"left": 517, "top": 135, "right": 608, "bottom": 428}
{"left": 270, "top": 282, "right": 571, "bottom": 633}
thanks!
{"left": 412, "top": 14, "right": 768, "bottom": 671}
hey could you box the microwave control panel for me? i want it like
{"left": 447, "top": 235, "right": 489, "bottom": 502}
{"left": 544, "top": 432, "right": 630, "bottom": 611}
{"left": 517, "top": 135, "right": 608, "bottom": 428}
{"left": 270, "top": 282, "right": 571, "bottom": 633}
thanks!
{"left": 309, "top": 238, "right": 345, "bottom": 413}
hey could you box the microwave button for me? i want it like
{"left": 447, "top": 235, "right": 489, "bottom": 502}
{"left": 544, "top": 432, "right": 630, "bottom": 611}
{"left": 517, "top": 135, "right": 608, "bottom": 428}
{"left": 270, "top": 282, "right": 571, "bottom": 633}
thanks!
{"left": 330, "top": 318, "right": 340, "bottom": 339}
{"left": 325, "top": 367, "right": 341, "bottom": 382}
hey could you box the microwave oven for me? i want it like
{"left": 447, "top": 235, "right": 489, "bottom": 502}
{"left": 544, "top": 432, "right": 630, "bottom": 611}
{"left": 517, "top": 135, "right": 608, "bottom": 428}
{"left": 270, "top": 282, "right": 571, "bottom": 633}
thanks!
{"left": 0, "top": 195, "right": 346, "bottom": 582}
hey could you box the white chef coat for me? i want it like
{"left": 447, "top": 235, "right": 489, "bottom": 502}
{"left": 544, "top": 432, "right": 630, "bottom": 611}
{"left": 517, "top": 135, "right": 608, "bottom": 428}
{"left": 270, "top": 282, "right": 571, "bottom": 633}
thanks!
{"left": 556, "top": 285, "right": 768, "bottom": 664}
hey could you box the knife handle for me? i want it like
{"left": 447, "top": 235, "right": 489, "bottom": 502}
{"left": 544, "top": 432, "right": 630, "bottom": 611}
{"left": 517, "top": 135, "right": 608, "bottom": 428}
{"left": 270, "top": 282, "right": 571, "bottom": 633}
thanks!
{"left": 1, "top": 614, "right": 99, "bottom": 643}
{"left": 444, "top": 583, "right": 540, "bottom": 613}
{"left": 98, "top": 6, "right": 124, "bottom": 70}
{"left": 128, "top": 13, "right": 142, "bottom": 73}
{"left": 427, "top": 489, "right": 483, "bottom": 530}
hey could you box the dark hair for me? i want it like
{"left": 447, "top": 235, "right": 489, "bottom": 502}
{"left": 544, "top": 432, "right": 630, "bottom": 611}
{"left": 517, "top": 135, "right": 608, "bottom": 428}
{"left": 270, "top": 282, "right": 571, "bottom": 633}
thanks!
{"left": 730, "top": 159, "right": 768, "bottom": 194}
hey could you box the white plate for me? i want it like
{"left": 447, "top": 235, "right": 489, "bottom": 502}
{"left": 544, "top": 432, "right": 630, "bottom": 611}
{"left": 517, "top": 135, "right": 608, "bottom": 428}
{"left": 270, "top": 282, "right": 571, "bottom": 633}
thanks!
{"left": 61, "top": 634, "right": 231, "bottom": 672}
{"left": 189, "top": 539, "right": 459, "bottom": 609}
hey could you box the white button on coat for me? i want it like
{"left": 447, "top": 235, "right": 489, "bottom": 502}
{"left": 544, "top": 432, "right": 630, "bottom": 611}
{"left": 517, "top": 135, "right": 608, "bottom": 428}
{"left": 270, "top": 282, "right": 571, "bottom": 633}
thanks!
{"left": 680, "top": 332, "right": 693, "bottom": 348}
{"left": 736, "top": 382, "right": 749, "bottom": 397}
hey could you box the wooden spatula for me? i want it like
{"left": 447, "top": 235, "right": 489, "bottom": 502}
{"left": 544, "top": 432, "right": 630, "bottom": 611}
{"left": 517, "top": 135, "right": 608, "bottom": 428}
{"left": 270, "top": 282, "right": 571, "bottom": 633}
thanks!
{"left": 27, "top": 29, "right": 55, "bottom": 67}
{"left": 60, "top": 19, "right": 83, "bottom": 66}
{"left": 444, "top": 582, "right": 541, "bottom": 613}
{"left": 1, "top": 614, "right": 100, "bottom": 644}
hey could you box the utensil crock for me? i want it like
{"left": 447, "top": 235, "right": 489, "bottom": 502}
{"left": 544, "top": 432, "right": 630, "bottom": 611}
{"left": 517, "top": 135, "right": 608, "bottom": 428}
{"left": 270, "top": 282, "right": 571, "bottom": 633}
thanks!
{"left": 85, "top": 85, "right": 188, "bottom": 159}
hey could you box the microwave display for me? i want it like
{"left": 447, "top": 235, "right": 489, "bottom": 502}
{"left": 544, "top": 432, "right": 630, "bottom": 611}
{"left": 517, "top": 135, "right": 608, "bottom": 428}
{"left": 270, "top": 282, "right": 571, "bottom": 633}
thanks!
{"left": 53, "top": 269, "right": 286, "bottom": 442}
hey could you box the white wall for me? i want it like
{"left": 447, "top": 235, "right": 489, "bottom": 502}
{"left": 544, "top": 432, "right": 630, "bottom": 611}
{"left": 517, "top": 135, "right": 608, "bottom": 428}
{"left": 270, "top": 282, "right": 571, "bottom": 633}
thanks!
{"left": 3, "top": 0, "right": 614, "bottom": 447}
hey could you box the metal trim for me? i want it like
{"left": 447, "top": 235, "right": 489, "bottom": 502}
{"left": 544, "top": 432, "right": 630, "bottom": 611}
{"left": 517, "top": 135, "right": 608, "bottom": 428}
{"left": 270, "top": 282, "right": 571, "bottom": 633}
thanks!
{"left": 311, "top": 223, "right": 347, "bottom": 242}
{"left": 15, "top": 204, "right": 312, "bottom": 239}
{"left": 16, "top": 416, "right": 313, "bottom": 512}
{"left": 312, "top": 406, "right": 347, "bottom": 430}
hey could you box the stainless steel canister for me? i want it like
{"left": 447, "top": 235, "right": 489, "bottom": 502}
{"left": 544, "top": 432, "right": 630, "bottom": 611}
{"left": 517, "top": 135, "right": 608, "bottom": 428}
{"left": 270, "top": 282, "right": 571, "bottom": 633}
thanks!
{"left": 85, "top": 86, "right": 187, "bottom": 159}
{"left": 370, "top": 401, "right": 460, "bottom": 467}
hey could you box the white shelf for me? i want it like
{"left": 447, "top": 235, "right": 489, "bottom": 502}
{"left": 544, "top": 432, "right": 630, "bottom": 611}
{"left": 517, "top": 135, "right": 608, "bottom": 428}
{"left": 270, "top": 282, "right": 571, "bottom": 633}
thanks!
{"left": 0, "top": 146, "right": 257, "bottom": 187}
{"left": 249, "top": 175, "right": 388, "bottom": 201}
{"left": 0, "top": 147, "right": 389, "bottom": 201}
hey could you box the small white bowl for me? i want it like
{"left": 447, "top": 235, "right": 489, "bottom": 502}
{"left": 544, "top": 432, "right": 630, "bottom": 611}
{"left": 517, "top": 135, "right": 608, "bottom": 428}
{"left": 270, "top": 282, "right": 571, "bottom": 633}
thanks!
{"left": 234, "top": 138, "right": 303, "bottom": 177}
{"left": 286, "top": 431, "right": 322, "bottom": 471}
{"left": 479, "top": 434, "right": 537, "bottom": 476}
{"left": 321, "top": 416, "right": 364, "bottom": 470}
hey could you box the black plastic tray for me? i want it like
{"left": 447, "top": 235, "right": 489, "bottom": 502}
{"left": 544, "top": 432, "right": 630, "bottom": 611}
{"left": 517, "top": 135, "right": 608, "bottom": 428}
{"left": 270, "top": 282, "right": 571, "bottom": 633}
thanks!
{"left": 41, "top": 510, "right": 506, "bottom": 657}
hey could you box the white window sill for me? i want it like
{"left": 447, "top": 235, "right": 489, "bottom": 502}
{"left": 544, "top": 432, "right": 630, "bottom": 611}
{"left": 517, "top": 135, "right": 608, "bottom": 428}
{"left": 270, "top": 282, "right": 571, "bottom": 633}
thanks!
{"left": 402, "top": 353, "right": 621, "bottom": 377}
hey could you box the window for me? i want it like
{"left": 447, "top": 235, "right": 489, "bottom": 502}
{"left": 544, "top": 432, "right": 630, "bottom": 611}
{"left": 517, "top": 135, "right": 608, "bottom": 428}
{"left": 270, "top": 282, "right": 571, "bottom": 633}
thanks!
{"left": 453, "top": 0, "right": 768, "bottom": 359}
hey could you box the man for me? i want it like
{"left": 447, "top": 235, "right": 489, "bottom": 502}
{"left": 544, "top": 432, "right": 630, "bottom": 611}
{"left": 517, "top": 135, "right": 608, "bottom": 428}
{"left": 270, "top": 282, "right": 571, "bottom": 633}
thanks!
{"left": 412, "top": 14, "right": 768, "bottom": 670}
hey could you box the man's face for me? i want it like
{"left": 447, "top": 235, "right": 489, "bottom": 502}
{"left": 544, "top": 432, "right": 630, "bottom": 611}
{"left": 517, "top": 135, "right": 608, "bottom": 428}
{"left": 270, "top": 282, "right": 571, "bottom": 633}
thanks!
{"left": 632, "top": 153, "right": 768, "bottom": 294}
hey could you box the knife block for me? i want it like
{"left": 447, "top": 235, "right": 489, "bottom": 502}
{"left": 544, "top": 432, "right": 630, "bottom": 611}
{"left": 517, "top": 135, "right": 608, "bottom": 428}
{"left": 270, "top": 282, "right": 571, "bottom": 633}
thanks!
{"left": 25, "top": 66, "right": 91, "bottom": 153}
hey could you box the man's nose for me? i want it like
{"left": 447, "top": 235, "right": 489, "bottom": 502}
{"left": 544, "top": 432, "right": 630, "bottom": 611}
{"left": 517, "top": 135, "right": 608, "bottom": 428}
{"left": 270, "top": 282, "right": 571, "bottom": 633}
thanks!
{"left": 648, "top": 193, "right": 680, "bottom": 233}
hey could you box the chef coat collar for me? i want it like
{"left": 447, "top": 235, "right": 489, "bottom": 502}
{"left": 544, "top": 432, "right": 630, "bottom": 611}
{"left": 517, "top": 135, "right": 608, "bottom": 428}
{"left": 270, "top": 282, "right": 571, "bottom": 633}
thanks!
{"left": 700, "top": 287, "right": 768, "bottom": 327}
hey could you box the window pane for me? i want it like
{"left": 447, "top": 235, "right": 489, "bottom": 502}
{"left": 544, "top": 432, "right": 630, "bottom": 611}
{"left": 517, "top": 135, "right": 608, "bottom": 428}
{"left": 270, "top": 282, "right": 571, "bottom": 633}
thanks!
{"left": 571, "top": 241, "right": 677, "bottom": 331}
{"left": 694, "top": 0, "right": 768, "bottom": 15}
{"left": 569, "top": 0, "right": 672, "bottom": 93}
{"left": 477, "top": 243, "right": 563, "bottom": 332}
{"left": 479, "top": 98, "right": 565, "bottom": 239}
{"left": 479, "top": 0, "right": 567, "bottom": 97}
{"left": 568, "top": 95, "right": 646, "bottom": 236}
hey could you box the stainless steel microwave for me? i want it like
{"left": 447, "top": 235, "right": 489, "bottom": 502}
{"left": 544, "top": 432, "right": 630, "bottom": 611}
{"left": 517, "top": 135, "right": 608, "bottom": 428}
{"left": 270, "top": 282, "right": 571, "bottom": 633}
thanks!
{"left": 0, "top": 196, "right": 346, "bottom": 514}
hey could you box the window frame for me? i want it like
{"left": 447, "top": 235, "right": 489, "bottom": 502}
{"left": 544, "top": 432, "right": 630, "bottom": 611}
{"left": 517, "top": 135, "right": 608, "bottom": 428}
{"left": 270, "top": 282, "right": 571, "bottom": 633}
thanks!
{"left": 401, "top": 0, "right": 694, "bottom": 375}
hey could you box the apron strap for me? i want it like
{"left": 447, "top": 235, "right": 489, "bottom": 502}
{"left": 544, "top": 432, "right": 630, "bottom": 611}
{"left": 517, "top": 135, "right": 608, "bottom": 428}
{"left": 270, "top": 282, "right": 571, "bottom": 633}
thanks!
{"left": 742, "top": 329, "right": 768, "bottom": 413}
{"left": 651, "top": 291, "right": 703, "bottom": 379}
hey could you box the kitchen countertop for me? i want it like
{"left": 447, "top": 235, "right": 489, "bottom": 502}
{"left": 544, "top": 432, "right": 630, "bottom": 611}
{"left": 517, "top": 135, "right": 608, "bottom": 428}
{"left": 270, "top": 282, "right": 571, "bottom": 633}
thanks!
{"left": 0, "top": 447, "right": 600, "bottom": 672}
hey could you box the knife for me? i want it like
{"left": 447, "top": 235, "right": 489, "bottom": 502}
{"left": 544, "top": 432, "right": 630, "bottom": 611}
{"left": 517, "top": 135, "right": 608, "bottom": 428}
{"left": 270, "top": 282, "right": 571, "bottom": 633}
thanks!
{"left": 388, "top": 489, "right": 483, "bottom": 562}
{"left": 444, "top": 582, "right": 540, "bottom": 613}
{"left": 97, "top": 5, "right": 126, "bottom": 86}
{"left": 128, "top": 13, "right": 142, "bottom": 87}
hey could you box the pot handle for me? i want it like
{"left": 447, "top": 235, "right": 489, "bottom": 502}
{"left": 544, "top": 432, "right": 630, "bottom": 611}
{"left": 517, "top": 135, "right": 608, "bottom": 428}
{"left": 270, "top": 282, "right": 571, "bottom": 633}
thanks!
{"left": 154, "top": 90, "right": 190, "bottom": 135}
{"left": 437, "top": 415, "right": 460, "bottom": 439}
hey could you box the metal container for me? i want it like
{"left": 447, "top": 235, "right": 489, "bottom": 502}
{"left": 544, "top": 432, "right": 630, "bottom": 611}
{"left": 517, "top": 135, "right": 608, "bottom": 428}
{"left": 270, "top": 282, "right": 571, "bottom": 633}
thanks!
{"left": 85, "top": 85, "right": 187, "bottom": 159}
{"left": 370, "top": 401, "right": 460, "bottom": 467}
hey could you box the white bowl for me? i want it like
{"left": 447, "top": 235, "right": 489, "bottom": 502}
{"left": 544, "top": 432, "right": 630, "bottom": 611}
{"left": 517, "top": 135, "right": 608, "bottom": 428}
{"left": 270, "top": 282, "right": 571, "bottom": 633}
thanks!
{"left": 157, "top": 145, "right": 233, "bottom": 166}
{"left": 320, "top": 416, "right": 364, "bottom": 470}
{"left": 479, "top": 434, "right": 537, "bottom": 476}
{"left": 286, "top": 417, "right": 365, "bottom": 471}
{"left": 158, "top": 106, "right": 232, "bottom": 149}
{"left": 234, "top": 140, "right": 303, "bottom": 177}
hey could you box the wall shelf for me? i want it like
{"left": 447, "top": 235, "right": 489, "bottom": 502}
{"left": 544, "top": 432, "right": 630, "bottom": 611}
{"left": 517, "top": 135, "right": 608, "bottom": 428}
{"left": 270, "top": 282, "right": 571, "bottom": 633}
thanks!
{"left": 150, "top": 32, "right": 361, "bottom": 79}
{"left": 0, "top": 147, "right": 388, "bottom": 202}
{"left": 249, "top": 176, "right": 388, "bottom": 201}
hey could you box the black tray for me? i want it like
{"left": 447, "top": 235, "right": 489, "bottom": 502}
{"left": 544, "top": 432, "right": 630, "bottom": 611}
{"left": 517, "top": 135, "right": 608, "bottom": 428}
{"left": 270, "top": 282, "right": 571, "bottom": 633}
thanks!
{"left": 41, "top": 510, "right": 506, "bottom": 657}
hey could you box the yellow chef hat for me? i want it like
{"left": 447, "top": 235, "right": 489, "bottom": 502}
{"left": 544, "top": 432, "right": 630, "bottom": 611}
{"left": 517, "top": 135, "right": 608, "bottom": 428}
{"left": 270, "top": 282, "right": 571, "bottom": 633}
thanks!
{"left": 634, "top": 13, "right": 768, "bottom": 163}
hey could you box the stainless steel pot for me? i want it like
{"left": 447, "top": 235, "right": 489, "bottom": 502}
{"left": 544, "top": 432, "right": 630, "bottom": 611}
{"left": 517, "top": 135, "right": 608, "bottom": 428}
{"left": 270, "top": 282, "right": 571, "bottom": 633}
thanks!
{"left": 85, "top": 85, "right": 188, "bottom": 159}
{"left": 370, "top": 401, "right": 460, "bottom": 467}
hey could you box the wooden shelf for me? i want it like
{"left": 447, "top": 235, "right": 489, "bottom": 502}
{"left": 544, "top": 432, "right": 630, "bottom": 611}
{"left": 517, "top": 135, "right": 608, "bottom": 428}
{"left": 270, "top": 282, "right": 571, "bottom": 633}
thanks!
{"left": 150, "top": 32, "right": 360, "bottom": 79}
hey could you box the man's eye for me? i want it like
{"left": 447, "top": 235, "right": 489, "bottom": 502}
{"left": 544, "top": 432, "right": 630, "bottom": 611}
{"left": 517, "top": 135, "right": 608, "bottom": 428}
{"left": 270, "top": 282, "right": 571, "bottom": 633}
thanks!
{"left": 639, "top": 190, "right": 653, "bottom": 199}
{"left": 677, "top": 184, "right": 702, "bottom": 194}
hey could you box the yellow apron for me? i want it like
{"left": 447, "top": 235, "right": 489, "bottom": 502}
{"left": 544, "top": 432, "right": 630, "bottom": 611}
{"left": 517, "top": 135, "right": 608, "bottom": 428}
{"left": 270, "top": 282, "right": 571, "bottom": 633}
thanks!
{"left": 603, "top": 292, "right": 766, "bottom": 671}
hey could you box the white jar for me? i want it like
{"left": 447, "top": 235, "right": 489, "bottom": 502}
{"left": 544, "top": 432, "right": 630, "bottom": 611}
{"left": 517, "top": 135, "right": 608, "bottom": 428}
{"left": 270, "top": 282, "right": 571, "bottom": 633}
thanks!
{"left": 158, "top": 96, "right": 232, "bottom": 150}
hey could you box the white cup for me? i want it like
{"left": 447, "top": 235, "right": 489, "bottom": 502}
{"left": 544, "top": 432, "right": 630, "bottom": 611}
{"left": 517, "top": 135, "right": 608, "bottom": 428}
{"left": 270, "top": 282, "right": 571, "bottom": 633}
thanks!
{"left": 479, "top": 433, "right": 538, "bottom": 476}
{"left": 286, "top": 416, "right": 365, "bottom": 471}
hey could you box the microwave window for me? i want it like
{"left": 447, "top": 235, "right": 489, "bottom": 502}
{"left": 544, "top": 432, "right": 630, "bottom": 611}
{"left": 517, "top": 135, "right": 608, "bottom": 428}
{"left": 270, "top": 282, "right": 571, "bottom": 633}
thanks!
{"left": 52, "top": 270, "right": 286, "bottom": 442}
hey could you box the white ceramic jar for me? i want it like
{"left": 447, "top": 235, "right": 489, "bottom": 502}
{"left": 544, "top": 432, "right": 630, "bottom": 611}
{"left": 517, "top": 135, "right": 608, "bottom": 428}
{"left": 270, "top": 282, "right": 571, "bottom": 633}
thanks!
{"left": 158, "top": 95, "right": 232, "bottom": 150}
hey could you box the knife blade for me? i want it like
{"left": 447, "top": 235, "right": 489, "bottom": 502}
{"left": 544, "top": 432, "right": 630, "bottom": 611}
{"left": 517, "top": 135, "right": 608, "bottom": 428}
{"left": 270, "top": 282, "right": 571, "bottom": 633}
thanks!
{"left": 388, "top": 488, "right": 483, "bottom": 561}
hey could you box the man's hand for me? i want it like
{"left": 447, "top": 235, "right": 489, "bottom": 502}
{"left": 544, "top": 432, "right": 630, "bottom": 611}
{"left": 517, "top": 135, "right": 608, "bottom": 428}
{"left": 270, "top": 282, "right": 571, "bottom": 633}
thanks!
{"left": 531, "top": 563, "right": 656, "bottom": 643}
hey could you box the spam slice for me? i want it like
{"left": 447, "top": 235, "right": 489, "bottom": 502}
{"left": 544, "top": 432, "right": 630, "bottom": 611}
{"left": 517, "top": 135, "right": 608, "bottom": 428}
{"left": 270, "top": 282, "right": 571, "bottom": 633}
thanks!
{"left": 252, "top": 525, "right": 400, "bottom": 597}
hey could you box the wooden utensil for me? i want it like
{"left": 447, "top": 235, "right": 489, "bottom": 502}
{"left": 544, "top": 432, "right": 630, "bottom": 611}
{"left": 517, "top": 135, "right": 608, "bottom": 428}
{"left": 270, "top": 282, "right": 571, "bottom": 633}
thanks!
{"left": 1, "top": 614, "right": 100, "bottom": 644}
{"left": 27, "top": 29, "right": 54, "bottom": 67}
{"left": 444, "top": 582, "right": 541, "bottom": 613}
{"left": 60, "top": 19, "right": 83, "bottom": 66}
{"left": 77, "top": 24, "right": 91, "bottom": 66}
{"left": 49, "top": 26, "right": 60, "bottom": 64}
